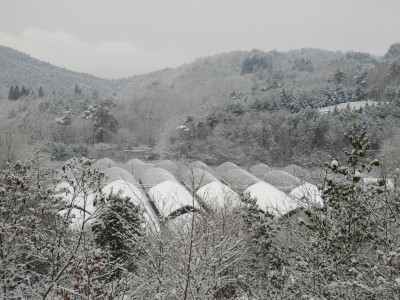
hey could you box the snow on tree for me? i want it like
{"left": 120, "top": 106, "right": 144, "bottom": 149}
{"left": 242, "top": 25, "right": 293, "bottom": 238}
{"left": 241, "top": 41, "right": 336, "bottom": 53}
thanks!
{"left": 285, "top": 117, "right": 388, "bottom": 298}
{"left": 83, "top": 98, "right": 118, "bottom": 143}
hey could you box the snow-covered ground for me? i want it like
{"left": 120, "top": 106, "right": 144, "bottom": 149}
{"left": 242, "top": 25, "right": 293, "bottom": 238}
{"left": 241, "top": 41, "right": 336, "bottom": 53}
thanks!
{"left": 318, "top": 100, "right": 376, "bottom": 114}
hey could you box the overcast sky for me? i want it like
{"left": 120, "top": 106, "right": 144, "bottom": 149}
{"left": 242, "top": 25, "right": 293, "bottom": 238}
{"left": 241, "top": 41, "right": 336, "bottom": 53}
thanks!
{"left": 0, "top": 0, "right": 398, "bottom": 78}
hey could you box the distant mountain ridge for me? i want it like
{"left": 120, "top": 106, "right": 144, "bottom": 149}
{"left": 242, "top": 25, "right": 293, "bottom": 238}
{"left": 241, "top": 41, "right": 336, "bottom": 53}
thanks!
{"left": 0, "top": 45, "right": 353, "bottom": 100}
{"left": 0, "top": 45, "right": 127, "bottom": 97}
{"left": 1, "top": 43, "right": 397, "bottom": 104}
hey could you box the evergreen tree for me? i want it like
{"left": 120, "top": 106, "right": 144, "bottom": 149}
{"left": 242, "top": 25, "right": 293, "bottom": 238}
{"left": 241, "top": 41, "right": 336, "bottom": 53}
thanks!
{"left": 296, "top": 117, "right": 382, "bottom": 297}
{"left": 333, "top": 105, "right": 339, "bottom": 114}
{"left": 75, "top": 83, "right": 81, "bottom": 95}
{"left": 385, "top": 42, "right": 400, "bottom": 58}
{"left": 92, "top": 192, "right": 144, "bottom": 279}
{"left": 83, "top": 98, "right": 118, "bottom": 143}
{"left": 38, "top": 86, "right": 44, "bottom": 97}
{"left": 13, "top": 85, "right": 21, "bottom": 100}
{"left": 240, "top": 192, "right": 291, "bottom": 298}
{"left": 280, "top": 89, "right": 299, "bottom": 113}
{"left": 334, "top": 69, "right": 346, "bottom": 85}
{"left": 21, "top": 85, "right": 27, "bottom": 96}
{"left": 354, "top": 70, "right": 367, "bottom": 86}
{"left": 8, "top": 86, "right": 14, "bottom": 100}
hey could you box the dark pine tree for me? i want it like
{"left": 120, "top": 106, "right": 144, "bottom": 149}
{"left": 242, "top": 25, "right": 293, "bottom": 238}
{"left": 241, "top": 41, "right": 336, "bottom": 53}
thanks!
{"left": 75, "top": 84, "right": 81, "bottom": 95}
{"left": 92, "top": 193, "right": 144, "bottom": 279}
{"left": 38, "top": 86, "right": 44, "bottom": 97}
{"left": 21, "top": 85, "right": 27, "bottom": 97}
{"left": 8, "top": 86, "right": 14, "bottom": 100}
{"left": 13, "top": 85, "right": 21, "bottom": 100}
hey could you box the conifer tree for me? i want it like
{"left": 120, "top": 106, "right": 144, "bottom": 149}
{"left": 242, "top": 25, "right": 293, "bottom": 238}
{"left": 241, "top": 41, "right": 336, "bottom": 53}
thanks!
{"left": 38, "top": 86, "right": 44, "bottom": 97}
{"left": 240, "top": 192, "right": 291, "bottom": 298}
{"left": 92, "top": 192, "right": 144, "bottom": 279}
{"left": 295, "top": 116, "right": 382, "bottom": 298}
{"left": 8, "top": 86, "right": 14, "bottom": 100}
{"left": 334, "top": 69, "right": 346, "bottom": 85}
{"left": 13, "top": 85, "right": 21, "bottom": 100}
{"left": 21, "top": 85, "right": 27, "bottom": 96}
{"left": 75, "top": 84, "right": 81, "bottom": 95}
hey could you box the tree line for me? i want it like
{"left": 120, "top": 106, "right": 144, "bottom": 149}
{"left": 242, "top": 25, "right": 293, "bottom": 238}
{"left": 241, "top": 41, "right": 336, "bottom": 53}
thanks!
{"left": 8, "top": 83, "right": 83, "bottom": 101}
{"left": 8, "top": 85, "right": 44, "bottom": 100}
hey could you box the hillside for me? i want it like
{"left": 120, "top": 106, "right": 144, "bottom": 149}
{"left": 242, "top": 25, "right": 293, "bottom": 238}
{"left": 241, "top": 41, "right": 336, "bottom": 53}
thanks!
{"left": 1, "top": 44, "right": 400, "bottom": 168}
{"left": 114, "top": 47, "right": 388, "bottom": 127}
{"left": 0, "top": 45, "right": 127, "bottom": 99}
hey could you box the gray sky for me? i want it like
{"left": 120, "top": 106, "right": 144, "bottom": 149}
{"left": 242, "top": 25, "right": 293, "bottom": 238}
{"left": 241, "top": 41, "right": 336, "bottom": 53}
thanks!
{"left": 0, "top": 0, "right": 398, "bottom": 78}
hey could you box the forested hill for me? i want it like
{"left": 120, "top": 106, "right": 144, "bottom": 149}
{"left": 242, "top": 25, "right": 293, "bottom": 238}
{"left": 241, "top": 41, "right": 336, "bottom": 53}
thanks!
{"left": 114, "top": 45, "right": 400, "bottom": 129}
{"left": 2, "top": 44, "right": 398, "bottom": 104}
{"left": 116, "top": 47, "right": 380, "bottom": 105}
{"left": 0, "top": 45, "right": 127, "bottom": 98}
{"left": 113, "top": 45, "right": 400, "bottom": 165}
{"left": 1, "top": 43, "right": 400, "bottom": 167}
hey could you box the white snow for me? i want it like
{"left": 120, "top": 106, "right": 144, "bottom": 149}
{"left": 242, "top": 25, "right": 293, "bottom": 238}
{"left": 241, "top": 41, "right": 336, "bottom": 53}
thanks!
{"left": 245, "top": 182, "right": 298, "bottom": 216}
{"left": 56, "top": 182, "right": 101, "bottom": 227}
{"left": 103, "top": 179, "right": 159, "bottom": 231}
{"left": 125, "top": 158, "right": 147, "bottom": 165}
{"left": 156, "top": 159, "right": 176, "bottom": 166}
{"left": 102, "top": 179, "right": 143, "bottom": 205}
{"left": 93, "top": 157, "right": 117, "bottom": 171}
{"left": 191, "top": 160, "right": 211, "bottom": 170}
{"left": 331, "top": 160, "right": 339, "bottom": 168}
{"left": 216, "top": 161, "right": 241, "bottom": 173}
{"left": 197, "top": 181, "right": 241, "bottom": 208}
{"left": 103, "top": 167, "right": 137, "bottom": 185}
{"left": 168, "top": 212, "right": 196, "bottom": 233}
{"left": 141, "top": 168, "right": 178, "bottom": 186}
{"left": 249, "top": 163, "right": 272, "bottom": 175}
{"left": 183, "top": 168, "right": 219, "bottom": 186}
{"left": 57, "top": 180, "right": 159, "bottom": 231}
{"left": 223, "top": 169, "right": 261, "bottom": 187}
{"left": 363, "top": 177, "right": 395, "bottom": 189}
{"left": 289, "top": 182, "right": 323, "bottom": 207}
{"left": 318, "top": 100, "right": 375, "bottom": 114}
{"left": 148, "top": 180, "right": 199, "bottom": 216}
{"left": 263, "top": 170, "right": 301, "bottom": 192}
{"left": 395, "top": 277, "right": 400, "bottom": 286}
